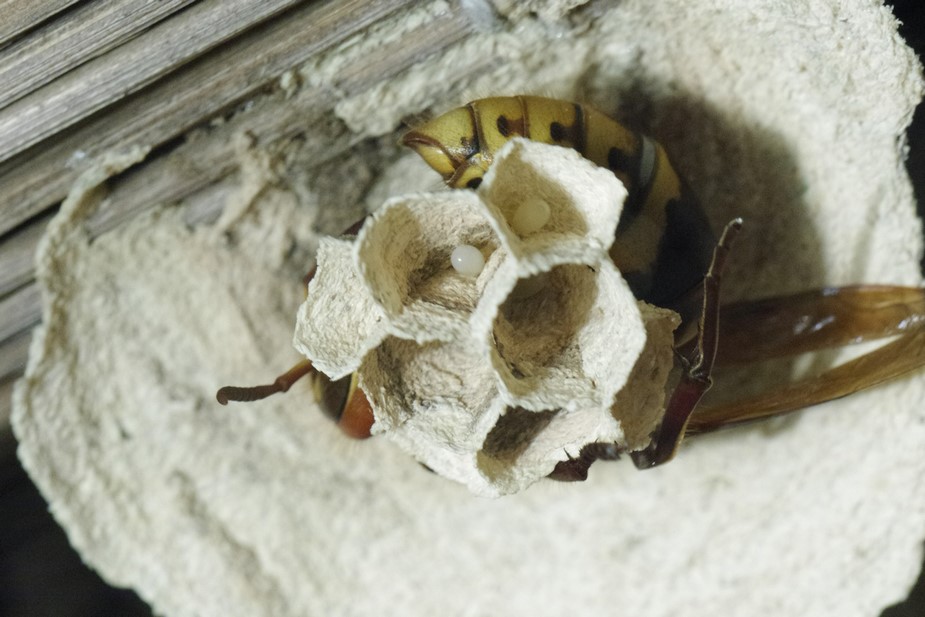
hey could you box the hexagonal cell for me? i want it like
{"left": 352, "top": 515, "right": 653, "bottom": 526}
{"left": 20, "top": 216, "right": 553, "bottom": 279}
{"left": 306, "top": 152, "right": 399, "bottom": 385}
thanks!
{"left": 292, "top": 237, "right": 387, "bottom": 379}
{"left": 487, "top": 259, "right": 645, "bottom": 413}
{"left": 476, "top": 404, "right": 622, "bottom": 494}
{"left": 475, "top": 302, "right": 680, "bottom": 494}
{"left": 611, "top": 303, "right": 681, "bottom": 450}
{"left": 477, "top": 407, "right": 560, "bottom": 489}
{"left": 479, "top": 139, "right": 627, "bottom": 261}
{"left": 355, "top": 191, "right": 504, "bottom": 343}
{"left": 360, "top": 335, "right": 501, "bottom": 445}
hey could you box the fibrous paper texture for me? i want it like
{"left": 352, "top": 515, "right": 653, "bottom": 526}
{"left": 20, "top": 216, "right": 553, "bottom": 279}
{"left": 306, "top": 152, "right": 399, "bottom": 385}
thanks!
{"left": 12, "top": 1, "right": 925, "bottom": 616}
{"left": 295, "top": 139, "right": 678, "bottom": 495}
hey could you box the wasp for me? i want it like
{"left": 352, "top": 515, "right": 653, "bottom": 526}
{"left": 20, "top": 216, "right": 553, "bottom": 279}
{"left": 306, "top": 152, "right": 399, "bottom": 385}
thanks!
{"left": 218, "top": 96, "right": 925, "bottom": 479}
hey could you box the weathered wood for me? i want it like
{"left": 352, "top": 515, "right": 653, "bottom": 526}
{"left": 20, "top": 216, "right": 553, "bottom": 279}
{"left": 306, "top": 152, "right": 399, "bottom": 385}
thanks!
{"left": 0, "top": 330, "right": 29, "bottom": 383}
{"left": 0, "top": 0, "right": 418, "bottom": 238}
{"left": 0, "top": 0, "right": 198, "bottom": 110}
{"left": 0, "top": 0, "right": 81, "bottom": 47}
{"left": 0, "top": 0, "right": 306, "bottom": 165}
{"left": 0, "top": 1, "right": 475, "bottom": 413}
{"left": 0, "top": 6, "right": 472, "bottom": 364}
{"left": 0, "top": 284, "right": 39, "bottom": 344}
{"left": 89, "top": 4, "right": 474, "bottom": 237}
{"left": 0, "top": 213, "right": 48, "bottom": 298}
{"left": 0, "top": 332, "right": 26, "bottom": 435}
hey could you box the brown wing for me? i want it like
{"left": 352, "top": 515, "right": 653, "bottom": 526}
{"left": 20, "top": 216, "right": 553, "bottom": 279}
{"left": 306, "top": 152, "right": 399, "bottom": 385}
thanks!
{"left": 687, "top": 286, "right": 925, "bottom": 434}
{"left": 714, "top": 285, "right": 925, "bottom": 364}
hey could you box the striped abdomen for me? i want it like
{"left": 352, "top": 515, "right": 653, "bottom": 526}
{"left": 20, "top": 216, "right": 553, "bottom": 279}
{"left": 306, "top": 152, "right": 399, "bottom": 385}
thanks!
{"left": 400, "top": 95, "right": 715, "bottom": 311}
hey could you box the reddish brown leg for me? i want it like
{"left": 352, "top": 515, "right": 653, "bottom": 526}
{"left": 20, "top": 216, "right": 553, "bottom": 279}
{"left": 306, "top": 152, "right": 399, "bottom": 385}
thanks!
{"left": 548, "top": 443, "right": 624, "bottom": 481}
{"left": 217, "top": 216, "right": 369, "bottom": 406}
{"left": 631, "top": 219, "right": 743, "bottom": 469}
{"left": 216, "top": 359, "right": 315, "bottom": 405}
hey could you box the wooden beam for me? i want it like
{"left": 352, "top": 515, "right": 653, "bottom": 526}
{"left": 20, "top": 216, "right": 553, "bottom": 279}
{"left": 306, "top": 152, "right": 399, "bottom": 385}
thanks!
{"left": 0, "top": 0, "right": 306, "bottom": 164}
{"left": 0, "top": 330, "right": 30, "bottom": 383}
{"left": 0, "top": 0, "right": 417, "bottom": 238}
{"left": 0, "top": 0, "right": 199, "bottom": 110}
{"left": 0, "top": 214, "right": 48, "bottom": 298}
{"left": 0, "top": 285, "right": 39, "bottom": 345}
{"left": 0, "top": 2, "right": 475, "bottom": 409}
{"left": 0, "top": 0, "right": 81, "bottom": 47}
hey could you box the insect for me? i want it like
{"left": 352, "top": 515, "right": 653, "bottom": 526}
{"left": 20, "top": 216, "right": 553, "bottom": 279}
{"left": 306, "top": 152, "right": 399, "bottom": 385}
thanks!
{"left": 218, "top": 95, "right": 925, "bottom": 479}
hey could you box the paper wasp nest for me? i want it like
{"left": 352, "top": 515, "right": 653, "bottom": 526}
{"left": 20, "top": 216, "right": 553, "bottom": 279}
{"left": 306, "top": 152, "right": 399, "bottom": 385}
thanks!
{"left": 294, "top": 140, "right": 679, "bottom": 496}
{"left": 11, "top": 1, "right": 925, "bottom": 615}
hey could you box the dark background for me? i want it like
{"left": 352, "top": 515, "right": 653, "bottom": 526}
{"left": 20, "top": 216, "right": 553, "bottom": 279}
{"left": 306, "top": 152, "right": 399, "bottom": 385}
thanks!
{"left": 1, "top": 2, "right": 924, "bottom": 615}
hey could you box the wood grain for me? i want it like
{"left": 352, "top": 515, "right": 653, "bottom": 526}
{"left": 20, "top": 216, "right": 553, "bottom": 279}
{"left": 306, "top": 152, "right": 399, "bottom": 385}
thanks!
{"left": 0, "top": 4, "right": 471, "bottom": 348}
{"left": 0, "top": 0, "right": 305, "bottom": 164}
{"left": 0, "top": 0, "right": 198, "bottom": 110}
{"left": 0, "top": 0, "right": 81, "bottom": 47}
{"left": 0, "top": 285, "right": 39, "bottom": 345}
{"left": 0, "top": 0, "right": 476, "bottom": 430}
{"left": 0, "top": 0, "right": 417, "bottom": 238}
{"left": 0, "top": 213, "right": 48, "bottom": 298}
{"left": 0, "top": 330, "right": 29, "bottom": 384}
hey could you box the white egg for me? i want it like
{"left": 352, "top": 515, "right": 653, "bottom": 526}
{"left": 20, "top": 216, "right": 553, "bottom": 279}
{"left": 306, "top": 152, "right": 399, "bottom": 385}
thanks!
{"left": 450, "top": 244, "right": 485, "bottom": 277}
{"left": 510, "top": 197, "right": 551, "bottom": 235}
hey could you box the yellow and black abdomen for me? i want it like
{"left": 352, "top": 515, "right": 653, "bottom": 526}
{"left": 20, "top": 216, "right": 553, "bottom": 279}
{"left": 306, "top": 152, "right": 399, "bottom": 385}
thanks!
{"left": 401, "top": 95, "right": 715, "bottom": 312}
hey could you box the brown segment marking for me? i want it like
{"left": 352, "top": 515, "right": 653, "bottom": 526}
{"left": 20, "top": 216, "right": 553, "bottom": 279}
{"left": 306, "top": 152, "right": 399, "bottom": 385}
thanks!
{"left": 497, "top": 114, "right": 510, "bottom": 136}
{"left": 647, "top": 197, "right": 716, "bottom": 306}
{"left": 462, "top": 102, "right": 483, "bottom": 159}
{"left": 497, "top": 112, "right": 525, "bottom": 139}
{"left": 549, "top": 121, "right": 566, "bottom": 141}
{"left": 546, "top": 103, "right": 586, "bottom": 153}
{"left": 572, "top": 103, "right": 586, "bottom": 153}
{"left": 607, "top": 146, "right": 632, "bottom": 173}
